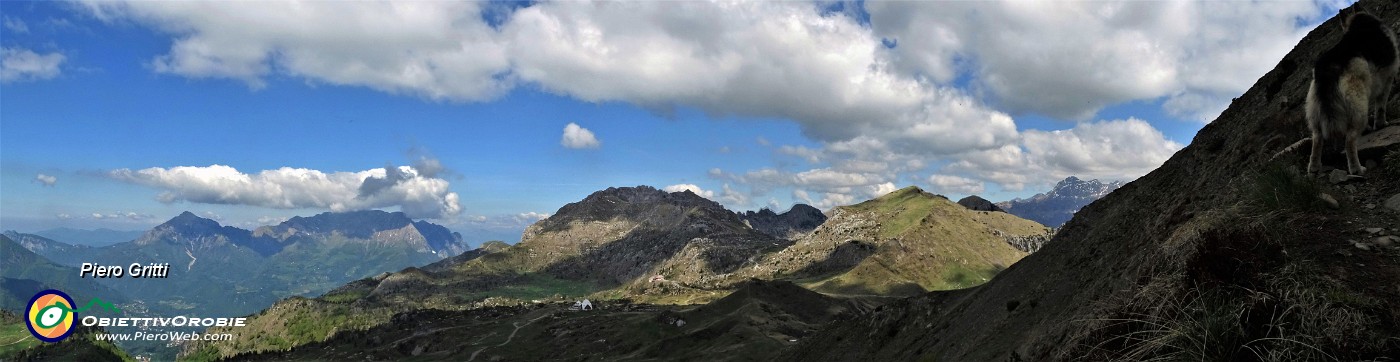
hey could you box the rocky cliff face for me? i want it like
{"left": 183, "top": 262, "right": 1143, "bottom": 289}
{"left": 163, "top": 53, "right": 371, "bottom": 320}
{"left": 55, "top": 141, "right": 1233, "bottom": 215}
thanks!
{"left": 737, "top": 204, "right": 827, "bottom": 240}
{"left": 995, "top": 176, "right": 1124, "bottom": 227}
{"left": 782, "top": 2, "right": 1400, "bottom": 360}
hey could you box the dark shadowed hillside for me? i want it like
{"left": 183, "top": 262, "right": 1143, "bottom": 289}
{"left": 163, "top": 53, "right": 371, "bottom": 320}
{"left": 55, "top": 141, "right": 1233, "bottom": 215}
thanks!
{"left": 0, "top": 235, "right": 130, "bottom": 313}
{"left": 222, "top": 280, "right": 865, "bottom": 362}
{"left": 781, "top": 2, "right": 1400, "bottom": 361}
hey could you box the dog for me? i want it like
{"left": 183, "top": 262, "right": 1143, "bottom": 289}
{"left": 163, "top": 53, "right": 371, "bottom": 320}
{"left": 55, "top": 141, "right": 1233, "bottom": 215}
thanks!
{"left": 1306, "top": 10, "right": 1398, "bottom": 175}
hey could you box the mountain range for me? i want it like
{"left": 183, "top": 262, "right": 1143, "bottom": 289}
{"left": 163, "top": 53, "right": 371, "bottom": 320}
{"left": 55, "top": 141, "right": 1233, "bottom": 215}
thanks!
{"left": 183, "top": 184, "right": 1053, "bottom": 359}
{"left": 4, "top": 210, "right": 478, "bottom": 360}
{"left": 30, "top": 227, "right": 145, "bottom": 247}
{"left": 71, "top": 210, "right": 471, "bottom": 317}
{"left": 0, "top": 234, "right": 130, "bottom": 313}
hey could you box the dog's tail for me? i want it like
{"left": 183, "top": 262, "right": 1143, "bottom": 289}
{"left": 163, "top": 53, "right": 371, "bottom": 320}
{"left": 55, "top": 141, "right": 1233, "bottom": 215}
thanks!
{"left": 1311, "top": 57, "right": 1348, "bottom": 139}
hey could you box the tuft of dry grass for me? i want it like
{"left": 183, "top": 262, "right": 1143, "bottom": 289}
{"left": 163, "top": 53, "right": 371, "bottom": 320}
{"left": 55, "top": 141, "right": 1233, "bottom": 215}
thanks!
{"left": 1244, "top": 163, "right": 1327, "bottom": 214}
{"left": 1061, "top": 206, "right": 1392, "bottom": 362}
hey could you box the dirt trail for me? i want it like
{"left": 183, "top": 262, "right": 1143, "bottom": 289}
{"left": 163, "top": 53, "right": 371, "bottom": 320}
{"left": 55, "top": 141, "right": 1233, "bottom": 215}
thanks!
{"left": 467, "top": 312, "right": 552, "bottom": 361}
{"left": 2, "top": 335, "right": 32, "bottom": 347}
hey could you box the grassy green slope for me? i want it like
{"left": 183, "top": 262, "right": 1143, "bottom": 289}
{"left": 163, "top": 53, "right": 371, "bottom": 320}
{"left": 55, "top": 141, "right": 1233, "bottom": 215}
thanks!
{"left": 792, "top": 186, "right": 1043, "bottom": 295}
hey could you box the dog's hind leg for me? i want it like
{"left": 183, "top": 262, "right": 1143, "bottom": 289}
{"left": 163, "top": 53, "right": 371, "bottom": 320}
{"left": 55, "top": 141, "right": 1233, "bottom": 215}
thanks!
{"left": 1346, "top": 128, "right": 1366, "bottom": 175}
{"left": 1346, "top": 90, "right": 1369, "bottom": 175}
{"left": 1308, "top": 134, "right": 1324, "bottom": 174}
{"left": 1380, "top": 78, "right": 1393, "bottom": 129}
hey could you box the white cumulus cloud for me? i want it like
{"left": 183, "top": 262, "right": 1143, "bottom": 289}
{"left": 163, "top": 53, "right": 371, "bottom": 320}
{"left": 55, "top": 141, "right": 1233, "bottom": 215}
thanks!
{"left": 2, "top": 47, "right": 65, "bottom": 83}
{"left": 945, "top": 118, "right": 1184, "bottom": 191}
{"left": 4, "top": 17, "right": 28, "bottom": 33}
{"left": 868, "top": 1, "right": 1328, "bottom": 121}
{"left": 75, "top": 1, "right": 1322, "bottom": 201}
{"left": 81, "top": 1, "right": 1016, "bottom": 158}
{"left": 108, "top": 164, "right": 462, "bottom": 219}
{"left": 927, "top": 175, "right": 985, "bottom": 195}
{"left": 514, "top": 212, "right": 551, "bottom": 223}
{"left": 662, "top": 184, "right": 715, "bottom": 199}
{"left": 80, "top": 1, "right": 509, "bottom": 97}
{"left": 35, "top": 173, "right": 57, "bottom": 187}
{"left": 560, "top": 122, "right": 600, "bottom": 149}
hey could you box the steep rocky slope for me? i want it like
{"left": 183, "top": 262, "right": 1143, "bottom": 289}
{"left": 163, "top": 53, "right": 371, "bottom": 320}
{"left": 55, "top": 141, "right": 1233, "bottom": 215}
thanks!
{"left": 781, "top": 2, "right": 1400, "bottom": 360}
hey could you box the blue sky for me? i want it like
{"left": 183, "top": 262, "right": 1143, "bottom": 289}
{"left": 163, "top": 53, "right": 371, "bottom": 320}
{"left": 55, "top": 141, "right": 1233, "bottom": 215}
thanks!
{"left": 0, "top": 1, "right": 1347, "bottom": 241}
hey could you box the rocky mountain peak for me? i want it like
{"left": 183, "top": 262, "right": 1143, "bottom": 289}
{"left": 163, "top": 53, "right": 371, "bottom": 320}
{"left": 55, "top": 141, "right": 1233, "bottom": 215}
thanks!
{"left": 135, "top": 211, "right": 278, "bottom": 254}
{"left": 536, "top": 186, "right": 733, "bottom": 231}
{"left": 956, "top": 195, "right": 1003, "bottom": 212}
{"left": 160, "top": 211, "right": 222, "bottom": 232}
{"left": 1047, "top": 176, "right": 1123, "bottom": 200}
{"left": 270, "top": 210, "right": 466, "bottom": 255}
{"left": 739, "top": 203, "right": 828, "bottom": 240}
{"left": 276, "top": 210, "right": 415, "bottom": 238}
{"left": 996, "top": 176, "right": 1125, "bottom": 227}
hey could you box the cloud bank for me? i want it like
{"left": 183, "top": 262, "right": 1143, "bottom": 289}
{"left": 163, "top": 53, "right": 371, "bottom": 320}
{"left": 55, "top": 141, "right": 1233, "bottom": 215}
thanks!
{"left": 108, "top": 164, "right": 462, "bottom": 219}
{"left": 79, "top": 0, "right": 1328, "bottom": 207}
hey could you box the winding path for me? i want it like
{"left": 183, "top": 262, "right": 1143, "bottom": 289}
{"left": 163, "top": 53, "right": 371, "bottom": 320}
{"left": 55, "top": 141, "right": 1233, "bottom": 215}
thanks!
{"left": 467, "top": 313, "right": 552, "bottom": 361}
{"left": 2, "top": 335, "right": 32, "bottom": 347}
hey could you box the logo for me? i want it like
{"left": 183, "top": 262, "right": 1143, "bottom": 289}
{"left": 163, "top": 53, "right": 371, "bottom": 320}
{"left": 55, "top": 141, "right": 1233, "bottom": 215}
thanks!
{"left": 26, "top": 290, "right": 76, "bottom": 342}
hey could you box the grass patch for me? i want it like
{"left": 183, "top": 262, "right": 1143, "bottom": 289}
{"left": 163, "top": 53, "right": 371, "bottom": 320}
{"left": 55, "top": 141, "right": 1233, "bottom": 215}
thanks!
{"left": 0, "top": 318, "right": 41, "bottom": 358}
{"left": 1068, "top": 213, "right": 1395, "bottom": 361}
{"left": 457, "top": 273, "right": 601, "bottom": 302}
{"left": 1245, "top": 163, "right": 1326, "bottom": 214}
{"left": 320, "top": 290, "right": 367, "bottom": 304}
{"left": 937, "top": 264, "right": 1004, "bottom": 290}
{"left": 1381, "top": 149, "right": 1400, "bottom": 180}
{"left": 848, "top": 186, "right": 940, "bottom": 238}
